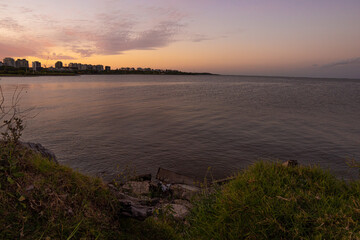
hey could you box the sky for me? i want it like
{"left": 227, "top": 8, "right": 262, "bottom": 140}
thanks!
{"left": 0, "top": 0, "right": 360, "bottom": 78}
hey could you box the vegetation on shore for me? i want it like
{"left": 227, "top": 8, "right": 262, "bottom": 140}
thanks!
{"left": 2, "top": 141, "right": 360, "bottom": 239}
{"left": 0, "top": 139, "right": 181, "bottom": 239}
{"left": 187, "top": 162, "right": 360, "bottom": 239}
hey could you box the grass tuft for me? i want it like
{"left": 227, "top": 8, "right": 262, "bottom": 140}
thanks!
{"left": 186, "top": 161, "right": 360, "bottom": 239}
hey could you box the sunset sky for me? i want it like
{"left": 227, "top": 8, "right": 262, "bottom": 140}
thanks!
{"left": 1, "top": 0, "right": 359, "bottom": 78}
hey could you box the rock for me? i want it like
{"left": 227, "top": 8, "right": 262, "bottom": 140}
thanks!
{"left": 20, "top": 142, "right": 58, "bottom": 164}
{"left": 173, "top": 199, "right": 193, "bottom": 209}
{"left": 119, "top": 199, "right": 153, "bottom": 220}
{"left": 122, "top": 181, "right": 150, "bottom": 195}
{"left": 149, "top": 182, "right": 172, "bottom": 198}
{"left": 282, "top": 160, "right": 299, "bottom": 167}
{"left": 165, "top": 204, "right": 190, "bottom": 220}
{"left": 156, "top": 168, "right": 196, "bottom": 186}
{"left": 170, "top": 184, "right": 200, "bottom": 201}
{"left": 116, "top": 192, "right": 159, "bottom": 206}
{"left": 130, "top": 173, "right": 152, "bottom": 181}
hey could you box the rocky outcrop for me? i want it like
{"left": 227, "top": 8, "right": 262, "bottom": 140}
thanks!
{"left": 112, "top": 161, "right": 300, "bottom": 221}
{"left": 111, "top": 169, "right": 200, "bottom": 221}
{"left": 20, "top": 142, "right": 58, "bottom": 164}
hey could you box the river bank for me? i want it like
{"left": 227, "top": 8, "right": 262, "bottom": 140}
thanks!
{"left": 1, "top": 139, "right": 360, "bottom": 239}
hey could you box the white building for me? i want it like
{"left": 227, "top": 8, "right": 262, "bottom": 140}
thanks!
{"left": 32, "top": 61, "right": 41, "bottom": 71}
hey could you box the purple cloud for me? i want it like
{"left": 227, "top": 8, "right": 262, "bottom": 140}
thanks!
{"left": 322, "top": 57, "right": 360, "bottom": 68}
{"left": 0, "top": 42, "right": 37, "bottom": 58}
{"left": 0, "top": 17, "right": 25, "bottom": 32}
{"left": 0, "top": 4, "right": 197, "bottom": 59}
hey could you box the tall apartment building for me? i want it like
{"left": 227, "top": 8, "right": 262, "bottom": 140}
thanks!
{"left": 15, "top": 59, "right": 29, "bottom": 68}
{"left": 3, "top": 57, "right": 16, "bottom": 67}
{"left": 96, "top": 65, "right": 104, "bottom": 71}
{"left": 32, "top": 61, "right": 41, "bottom": 71}
{"left": 55, "top": 61, "right": 63, "bottom": 69}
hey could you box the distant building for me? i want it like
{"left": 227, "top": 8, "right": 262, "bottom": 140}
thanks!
{"left": 55, "top": 61, "right": 63, "bottom": 69}
{"left": 3, "top": 57, "right": 15, "bottom": 67}
{"left": 68, "top": 63, "right": 78, "bottom": 69}
{"left": 95, "top": 65, "right": 104, "bottom": 71}
{"left": 15, "top": 59, "right": 29, "bottom": 69}
{"left": 80, "top": 64, "right": 88, "bottom": 71}
{"left": 0, "top": 61, "right": 3, "bottom": 67}
{"left": 105, "top": 66, "right": 111, "bottom": 71}
{"left": 32, "top": 61, "right": 41, "bottom": 71}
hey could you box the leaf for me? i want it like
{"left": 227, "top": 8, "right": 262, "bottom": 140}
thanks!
{"left": 7, "top": 176, "right": 15, "bottom": 184}
{"left": 19, "top": 195, "right": 26, "bottom": 202}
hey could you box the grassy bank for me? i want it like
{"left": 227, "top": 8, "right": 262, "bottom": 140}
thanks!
{"left": 187, "top": 162, "right": 360, "bottom": 239}
{"left": 1, "top": 140, "right": 360, "bottom": 239}
{"left": 0, "top": 141, "right": 179, "bottom": 239}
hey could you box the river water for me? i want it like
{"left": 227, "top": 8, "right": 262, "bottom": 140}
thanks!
{"left": 1, "top": 75, "right": 359, "bottom": 181}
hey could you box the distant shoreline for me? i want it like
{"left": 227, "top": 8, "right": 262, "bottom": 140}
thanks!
{"left": 0, "top": 72, "right": 216, "bottom": 77}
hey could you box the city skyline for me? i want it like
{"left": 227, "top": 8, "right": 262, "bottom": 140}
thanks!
{"left": 1, "top": 0, "right": 360, "bottom": 78}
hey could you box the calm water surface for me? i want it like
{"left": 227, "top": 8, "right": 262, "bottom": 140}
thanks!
{"left": 1, "top": 75, "right": 359, "bottom": 180}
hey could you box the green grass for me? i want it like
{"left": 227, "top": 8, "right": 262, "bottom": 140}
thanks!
{"left": 0, "top": 142, "right": 180, "bottom": 239}
{"left": 186, "top": 161, "right": 360, "bottom": 240}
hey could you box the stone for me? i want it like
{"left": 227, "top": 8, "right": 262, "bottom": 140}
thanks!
{"left": 116, "top": 192, "right": 159, "bottom": 206}
{"left": 166, "top": 204, "right": 190, "bottom": 220}
{"left": 122, "top": 181, "right": 150, "bottom": 195}
{"left": 170, "top": 184, "right": 200, "bottom": 201}
{"left": 156, "top": 168, "right": 196, "bottom": 186}
{"left": 119, "top": 199, "right": 153, "bottom": 220}
{"left": 282, "top": 160, "right": 299, "bottom": 167}
{"left": 173, "top": 199, "right": 193, "bottom": 209}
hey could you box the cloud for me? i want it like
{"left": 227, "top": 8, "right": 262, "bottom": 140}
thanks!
{"left": 0, "top": 17, "right": 25, "bottom": 32}
{"left": 72, "top": 48, "right": 96, "bottom": 58}
{"left": 37, "top": 53, "right": 76, "bottom": 60}
{"left": 322, "top": 57, "right": 360, "bottom": 68}
{"left": 0, "top": 4, "right": 203, "bottom": 59}
{"left": 95, "top": 21, "right": 182, "bottom": 54}
{"left": 0, "top": 42, "right": 37, "bottom": 58}
{"left": 58, "top": 17, "right": 183, "bottom": 57}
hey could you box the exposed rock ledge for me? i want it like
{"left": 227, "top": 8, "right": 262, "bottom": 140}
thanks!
{"left": 108, "top": 168, "right": 202, "bottom": 221}
{"left": 20, "top": 141, "right": 58, "bottom": 164}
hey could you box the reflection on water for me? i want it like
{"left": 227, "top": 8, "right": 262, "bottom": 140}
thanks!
{"left": 1, "top": 75, "right": 360, "bottom": 181}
